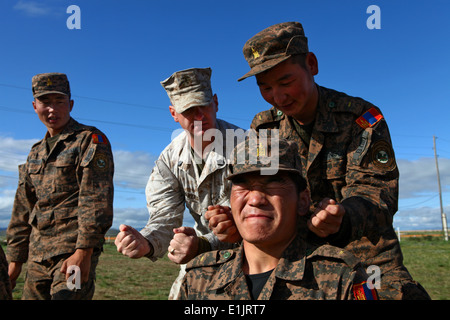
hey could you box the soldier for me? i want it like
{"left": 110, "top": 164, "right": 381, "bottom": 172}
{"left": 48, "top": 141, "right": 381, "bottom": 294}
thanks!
{"left": 181, "top": 137, "right": 377, "bottom": 300}
{"left": 206, "top": 22, "right": 430, "bottom": 299}
{"left": 114, "top": 67, "right": 244, "bottom": 299}
{"left": 6, "top": 73, "right": 114, "bottom": 300}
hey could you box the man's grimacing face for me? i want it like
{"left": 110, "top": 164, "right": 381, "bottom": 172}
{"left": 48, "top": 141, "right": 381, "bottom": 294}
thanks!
{"left": 230, "top": 172, "right": 309, "bottom": 247}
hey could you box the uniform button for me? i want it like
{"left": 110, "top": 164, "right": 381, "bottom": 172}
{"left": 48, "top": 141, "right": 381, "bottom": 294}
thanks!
{"left": 222, "top": 251, "right": 231, "bottom": 259}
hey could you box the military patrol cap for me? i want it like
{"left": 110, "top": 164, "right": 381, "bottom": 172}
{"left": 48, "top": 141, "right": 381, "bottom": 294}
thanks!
{"left": 228, "top": 134, "right": 306, "bottom": 189}
{"left": 160, "top": 67, "right": 214, "bottom": 114}
{"left": 238, "top": 22, "right": 309, "bottom": 81}
{"left": 32, "top": 72, "right": 71, "bottom": 98}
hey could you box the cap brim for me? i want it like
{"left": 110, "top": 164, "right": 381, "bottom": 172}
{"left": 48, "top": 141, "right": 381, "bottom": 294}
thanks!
{"left": 174, "top": 97, "right": 213, "bottom": 114}
{"left": 237, "top": 55, "right": 292, "bottom": 82}
{"left": 33, "top": 91, "right": 69, "bottom": 98}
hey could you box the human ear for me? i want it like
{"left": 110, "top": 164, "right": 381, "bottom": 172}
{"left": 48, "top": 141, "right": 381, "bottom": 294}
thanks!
{"left": 306, "top": 52, "right": 319, "bottom": 76}
{"left": 169, "top": 106, "right": 179, "bottom": 122}
{"left": 297, "top": 189, "right": 311, "bottom": 216}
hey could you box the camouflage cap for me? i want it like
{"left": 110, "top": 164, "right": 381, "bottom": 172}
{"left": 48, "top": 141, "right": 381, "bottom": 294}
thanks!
{"left": 32, "top": 72, "right": 71, "bottom": 98}
{"left": 160, "top": 67, "right": 214, "bottom": 114}
{"left": 238, "top": 22, "right": 309, "bottom": 81}
{"left": 228, "top": 133, "right": 306, "bottom": 189}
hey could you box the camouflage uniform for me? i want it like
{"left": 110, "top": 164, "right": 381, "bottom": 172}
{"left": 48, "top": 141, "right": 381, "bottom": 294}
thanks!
{"left": 6, "top": 73, "right": 114, "bottom": 299}
{"left": 0, "top": 245, "right": 12, "bottom": 300}
{"left": 180, "top": 138, "right": 376, "bottom": 300}
{"left": 241, "top": 22, "right": 430, "bottom": 300}
{"left": 181, "top": 221, "right": 374, "bottom": 300}
{"left": 141, "top": 68, "right": 243, "bottom": 299}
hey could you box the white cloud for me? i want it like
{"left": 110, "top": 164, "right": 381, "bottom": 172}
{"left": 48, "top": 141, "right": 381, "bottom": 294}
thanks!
{"left": 0, "top": 136, "right": 38, "bottom": 172}
{"left": 397, "top": 158, "right": 450, "bottom": 199}
{"left": 113, "top": 150, "right": 157, "bottom": 190}
{"left": 394, "top": 205, "right": 450, "bottom": 231}
{"left": 13, "top": 1, "right": 54, "bottom": 17}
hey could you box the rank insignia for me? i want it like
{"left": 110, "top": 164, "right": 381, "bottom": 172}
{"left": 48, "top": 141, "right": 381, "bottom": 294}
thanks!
{"left": 92, "top": 134, "right": 108, "bottom": 144}
{"left": 251, "top": 47, "right": 260, "bottom": 59}
{"left": 356, "top": 107, "right": 383, "bottom": 129}
{"left": 353, "top": 281, "right": 378, "bottom": 300}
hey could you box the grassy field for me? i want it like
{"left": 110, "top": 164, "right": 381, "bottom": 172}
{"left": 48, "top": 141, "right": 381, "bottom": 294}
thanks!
{"left": 2, "top": 234, "right": 449, "bottom": 300}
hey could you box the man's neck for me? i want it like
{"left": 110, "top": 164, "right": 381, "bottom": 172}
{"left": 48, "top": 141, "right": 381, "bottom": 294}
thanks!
{"left": 242, "top": 234, "right": 296, "bottom": 275}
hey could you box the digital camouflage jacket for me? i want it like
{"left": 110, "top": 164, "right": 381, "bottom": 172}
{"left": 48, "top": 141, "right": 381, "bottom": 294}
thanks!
{"left": 180, "top": 221, "right": 375, "bottom": 300}
{"left": 7, "top": 118, "right": 114, "bottom": 262}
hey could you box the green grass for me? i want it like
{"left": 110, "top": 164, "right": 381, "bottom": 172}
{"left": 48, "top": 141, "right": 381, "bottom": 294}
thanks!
{"left": 2, "top": 236, "right": 449, "bottom": 300}
{"left": 399, "top": 236, "right": 450, "bottom": 300}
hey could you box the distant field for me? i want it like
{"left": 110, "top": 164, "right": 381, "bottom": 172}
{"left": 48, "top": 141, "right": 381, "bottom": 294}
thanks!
{"left": 2, "top": 234, "right": 449, "bottom": 300}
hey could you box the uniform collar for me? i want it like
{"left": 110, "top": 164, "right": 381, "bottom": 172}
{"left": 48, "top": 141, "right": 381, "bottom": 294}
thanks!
{"left": 208, "top": 220, "right": 313, "bottom": 293}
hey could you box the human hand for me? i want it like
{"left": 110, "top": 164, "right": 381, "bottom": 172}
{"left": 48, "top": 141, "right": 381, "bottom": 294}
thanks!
{"left": 308, "top": 198, "right": 345, "bottom": 238}
{"left": 115, "top": 224, "right": 151, "bottom": 259}
{"left": 60, "top": 248, "right": 93, "bottom": 283}
{"left": 8, "top": 261, "right": 23, "bottom": 290}
{"left": 168, "top": 227, "right": 198, "bottom": 264}
{"left": 205, "top": 205, "right": 242, "bottom": 243}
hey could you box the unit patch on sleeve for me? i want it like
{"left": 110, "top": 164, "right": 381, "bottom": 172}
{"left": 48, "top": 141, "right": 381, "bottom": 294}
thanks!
{"left": 93, "top": 153, "right": 109, "bottom": 171}
{"left": 353, "top": 281, "right": 378, "bottom": 300}
{"left": 92, "top": 134, "right": 108, "bottom": 144}
{"left": 356, "top": 107, "right": 383, "bottom": 129}
{"left": 371, "top": 140, "right": 395, "bottom": 170}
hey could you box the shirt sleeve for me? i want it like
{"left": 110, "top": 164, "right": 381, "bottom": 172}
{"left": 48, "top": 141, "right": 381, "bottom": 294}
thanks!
{"left": 76, "top": 132, "right": 114, "bottom": 249}
{"left": 140, "top": 157, "right": 185, "bottom": 260}
{"left": 340, "top": 116, "right": 399, "bottom": 243}
{"left": 6, "top": 164, "right": 36, "bottom": 263}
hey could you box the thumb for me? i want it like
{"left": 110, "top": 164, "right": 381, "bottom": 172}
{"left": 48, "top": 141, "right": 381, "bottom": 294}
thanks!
{"left": 173, "top": 226, "right": 197, "bottom": 236}
{"left": 119, "top": 224, "right": 130, "bottom": 232}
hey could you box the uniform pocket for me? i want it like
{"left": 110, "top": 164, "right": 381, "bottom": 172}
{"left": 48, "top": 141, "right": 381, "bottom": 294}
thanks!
{"left": 53, "top": 154, "right": 78, "bottom": 192}
{"left": 325, "top": 155, "right": 346, "bottom": 179}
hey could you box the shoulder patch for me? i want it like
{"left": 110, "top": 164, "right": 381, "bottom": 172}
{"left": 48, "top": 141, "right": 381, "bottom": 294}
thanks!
{"left": 356, "top": 107, "right": 383, "bottom": 129}
{"left": 353, "top": 281, "right": 378, "bottom": 300}
{"left": 92, "top": 133, "right": 108, "bottom": 144}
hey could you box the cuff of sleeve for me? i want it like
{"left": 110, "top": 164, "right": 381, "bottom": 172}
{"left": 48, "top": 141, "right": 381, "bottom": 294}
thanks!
{"left": 6, "top": 247, "right": 28, "bottom": 263}
{"left": 76, "top": 233, "right": 105, "bottom": 249}
{"left": 197, "top": 236, "right": 212, "bottom": 255}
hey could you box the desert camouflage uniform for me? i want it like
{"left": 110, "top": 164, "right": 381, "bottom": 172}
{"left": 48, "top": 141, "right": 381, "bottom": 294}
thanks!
{"left": 0, "top": 245, "right": 12, "bottom": 300}
{"left": 180, "top": 220, "right": 375, "bottom": 300}
{"left": 251, "top": 85, "right": 429, "bottom": 299}
{"left": 141, "top": 118, "right": 244, "bottom": 299}
{"left": 6, "top": 117, "right": 114, "bottom": 299}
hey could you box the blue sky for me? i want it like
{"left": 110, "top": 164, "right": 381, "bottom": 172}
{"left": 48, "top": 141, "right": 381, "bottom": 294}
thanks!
{"left": 0, "top": 0, "right": 449, "bottom": 231}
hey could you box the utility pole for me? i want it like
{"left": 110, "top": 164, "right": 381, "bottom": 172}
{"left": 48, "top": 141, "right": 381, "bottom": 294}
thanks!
{"left": 433, "top": 135, "right": 448, "bottom": 241}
